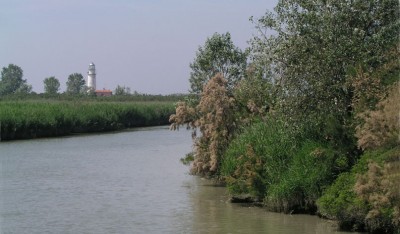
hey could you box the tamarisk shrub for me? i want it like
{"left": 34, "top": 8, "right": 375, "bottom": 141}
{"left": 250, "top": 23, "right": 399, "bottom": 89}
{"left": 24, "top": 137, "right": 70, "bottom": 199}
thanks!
{"left": 170, "top": 74, "right": 237, "bottom": 176}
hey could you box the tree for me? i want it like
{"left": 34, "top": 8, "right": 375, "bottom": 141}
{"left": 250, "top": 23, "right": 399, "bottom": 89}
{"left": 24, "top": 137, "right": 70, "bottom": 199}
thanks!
{"left": 43, "top": 76, "right": 60, "bottom": 94}
{"left": 170, "top": 74, "right": 237, "bottom": 176}
{"left": 170, "top": 34, "right": 263, "bottom": 177}
{"left": 245, "top": 1, "right": 399, "bottom": 228}
{"left": 66, "top": 73, "right": 85, "bottom": 95}
{"left": 249, "top": 0, "right": 399, "bottom": 146}
{"left": 233, "top": 65, "right": 274, "bottom": 124}
{"left": 15, "top": 83, "right": 32, "bottom": 94}
{"left": 189, "top": 32, "right": 248, "bottom": 94}
{"left": 0, "top": 64, "right": 26, "bottom": 95}
{"left": 114, "top": 85, "right": 131, "bottom": 96}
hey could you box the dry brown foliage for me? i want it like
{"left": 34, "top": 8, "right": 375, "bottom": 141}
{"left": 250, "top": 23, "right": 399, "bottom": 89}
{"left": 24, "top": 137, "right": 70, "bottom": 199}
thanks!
{"left": 169, "top": 101, "right": 197, "bottom": 131}
{"left": 228, "top": 145, "right": 264, "bottom": 195}
{"left": 191, "top": 73, "right": 237, "bottom": 174}
{"left": 170, "top": 73, "right": 237, "bottom": 176}
{"left": 351, "top": 47, "right": 400, "bottom": 113}
{"left": 355, "top": 82, "right": 400, "bottom": 150}
{"left": 351, "top": 65, "right": 383, "bottom": 113}
{"left": 354, "top": 159, "right": 400, "bottom": 230}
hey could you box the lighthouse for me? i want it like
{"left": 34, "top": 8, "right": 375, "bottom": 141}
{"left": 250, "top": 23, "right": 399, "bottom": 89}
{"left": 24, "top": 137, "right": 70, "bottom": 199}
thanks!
{"left": 87, "top": 62, "right": 96, "bottom": 91}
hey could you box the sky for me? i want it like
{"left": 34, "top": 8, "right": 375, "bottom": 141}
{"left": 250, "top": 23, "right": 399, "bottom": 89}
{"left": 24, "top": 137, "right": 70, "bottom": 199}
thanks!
{"left": 0, "top": 0, "right": 277, "bottom": 94}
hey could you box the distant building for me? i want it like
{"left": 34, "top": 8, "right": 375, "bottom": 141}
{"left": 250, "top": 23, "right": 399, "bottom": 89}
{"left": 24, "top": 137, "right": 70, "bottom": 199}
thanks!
{"left": 87, "top": 62, "right": 113, "bottom": 96}
{"left": 95, "top": 89, "right": 112, "bottom": 97}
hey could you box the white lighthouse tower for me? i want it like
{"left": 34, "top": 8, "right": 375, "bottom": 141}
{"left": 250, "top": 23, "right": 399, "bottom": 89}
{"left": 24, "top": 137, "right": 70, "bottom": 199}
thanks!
{"left": 87, "top": 62, "right": 96, "bottom": 91}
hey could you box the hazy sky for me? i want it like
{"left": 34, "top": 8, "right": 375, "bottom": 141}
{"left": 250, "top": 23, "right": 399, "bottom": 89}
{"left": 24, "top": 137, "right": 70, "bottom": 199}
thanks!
{"left": 1, "top": 0, "right": 277, "bottom": 94}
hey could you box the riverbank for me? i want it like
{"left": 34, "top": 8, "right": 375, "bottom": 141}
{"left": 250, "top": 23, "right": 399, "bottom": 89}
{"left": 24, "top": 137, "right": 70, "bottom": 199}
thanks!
{"left": 0, "top": 100, "right": 175, "bottom": 141}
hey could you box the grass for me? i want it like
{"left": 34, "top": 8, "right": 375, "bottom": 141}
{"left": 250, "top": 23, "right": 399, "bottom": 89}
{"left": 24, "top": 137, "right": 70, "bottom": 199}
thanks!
{"left": 0, "top": 100, "right": 175, "bottom": 140}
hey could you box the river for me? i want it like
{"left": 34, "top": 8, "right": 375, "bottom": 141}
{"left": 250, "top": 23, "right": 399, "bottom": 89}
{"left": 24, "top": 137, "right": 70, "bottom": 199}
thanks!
{"left": 0, "top": 126, "right": 362, "bottom": 234}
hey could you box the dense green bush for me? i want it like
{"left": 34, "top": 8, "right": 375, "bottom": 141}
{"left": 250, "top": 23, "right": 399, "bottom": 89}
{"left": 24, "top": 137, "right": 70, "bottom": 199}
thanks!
{"left": 265, "top": 140, "right": 342, "bottom": 214}
{"left": 221, "top": 117, "right": 296, "bottom": 198}
{"left": 317, "top": 146, "right": 400, "bottom": 233}
{"left": 0, "top": 100, "right": 174, "bottom": 140}
{"left": 222, "top": 117, "right": 353, "bottom": 213}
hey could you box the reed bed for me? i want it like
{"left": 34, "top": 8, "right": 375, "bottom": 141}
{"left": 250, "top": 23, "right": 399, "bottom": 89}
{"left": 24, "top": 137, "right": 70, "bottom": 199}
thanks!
{"left": 0, "top": 100, "right": 175, "bottom": 140}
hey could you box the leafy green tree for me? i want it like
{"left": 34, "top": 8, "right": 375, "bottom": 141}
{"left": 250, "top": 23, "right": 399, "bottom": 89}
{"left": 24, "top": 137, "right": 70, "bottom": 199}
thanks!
{"left": 0, "top": 64, "right": 27, "bottom": 95}
{"left": 189, "top": 32, "right": 248, "bottom": 94}
{"left": 170, "top": 32, "right": 249, "bottom": 169}
{"left": 114, "top": 85, "right": 131, "bottom": 96}
{"left": 66, "top": 73, "right": 85, "bottom": 95}
{"left": 43, "top": 76, "right": 60, "bottom": 94}
{"left": 15, "top": 83, "right": 32, "bottom": 94}
{"left": 233, "top": 65, "right": 274, "bottom": 125}
{"left": 233, "top": 0, "right": 400, "bottom": 225}
{"left": 250, "top": 0, "right": 399, "bottom": 146}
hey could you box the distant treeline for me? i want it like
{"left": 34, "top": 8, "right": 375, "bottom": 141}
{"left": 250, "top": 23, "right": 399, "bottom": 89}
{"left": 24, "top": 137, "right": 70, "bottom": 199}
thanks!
{"left": 0, "top": 99, "right": 176, "bottom": 141}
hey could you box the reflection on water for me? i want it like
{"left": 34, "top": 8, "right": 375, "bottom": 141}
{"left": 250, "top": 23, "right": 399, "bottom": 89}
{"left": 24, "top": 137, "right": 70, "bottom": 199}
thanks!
{"left": 1, "top": 126, "right": 362, "bottom": 234}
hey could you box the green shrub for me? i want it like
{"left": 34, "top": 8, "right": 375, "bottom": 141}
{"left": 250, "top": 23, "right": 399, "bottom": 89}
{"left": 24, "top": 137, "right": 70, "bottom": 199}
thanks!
{"left": 265, "top": 140, "right": 340, "bottom": 214}
{"left": 221, "top": 117, "right": 298, "bottom": 199}
{"left": 317, "top": 146, "right": 400, "bottom": 233}
{"left": 222, "top": 116, "right": 354, "bottom": 213}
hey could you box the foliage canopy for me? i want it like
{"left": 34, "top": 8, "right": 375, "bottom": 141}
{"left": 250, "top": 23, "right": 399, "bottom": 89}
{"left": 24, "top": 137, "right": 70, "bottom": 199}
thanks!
{"left": 66, "top": 73, "right": 86, "bottom": 95}
{"left": 189, "top": 32, "right": 248, "bottom": 94}
{"left": 0, "top": 64, "right": 28, "bottom": 95}
{"left": 43, "top": 76, "right": 60, "bottom": 94}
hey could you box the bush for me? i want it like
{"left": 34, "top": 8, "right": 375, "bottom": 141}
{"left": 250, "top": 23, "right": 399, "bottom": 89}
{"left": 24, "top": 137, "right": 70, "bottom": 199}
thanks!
{"left": 317, "top": 146, "right": 400, "bottom": 233}
{"left": 222, "top": 116, "right": 354, "bottom": 213}
{"left": 355, "top": 82, "right": 400, "bottom": 150}
{"left": 170, "top": 74, "right": 237, "bottom": 176}
{"left": 221, "top": 117, "right": 296, "bottom": 199}
{"left": 265, "top": 140, "right": 341, "bottom": 214}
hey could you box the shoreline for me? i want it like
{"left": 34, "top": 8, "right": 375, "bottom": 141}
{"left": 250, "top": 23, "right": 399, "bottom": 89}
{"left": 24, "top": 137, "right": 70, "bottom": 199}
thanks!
{"left": 0, "top": 123, "right": 172, "bottom": 142}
